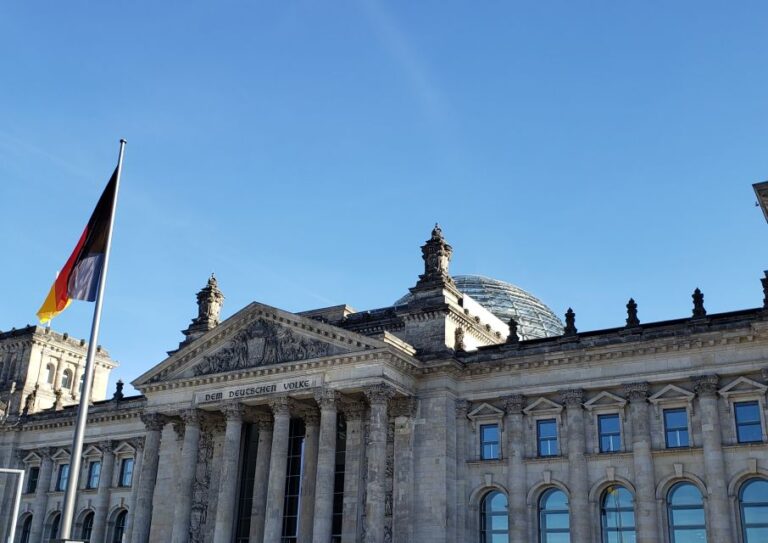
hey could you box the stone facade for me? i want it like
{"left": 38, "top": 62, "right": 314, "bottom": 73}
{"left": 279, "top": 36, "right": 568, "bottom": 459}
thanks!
{"left": 2, "top": 226, "right": 768, "bottom": 543}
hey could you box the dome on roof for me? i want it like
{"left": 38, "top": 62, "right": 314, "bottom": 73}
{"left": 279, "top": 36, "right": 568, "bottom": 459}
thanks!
{"left": 395, "top": 275, "right": 564, "bottom": 340}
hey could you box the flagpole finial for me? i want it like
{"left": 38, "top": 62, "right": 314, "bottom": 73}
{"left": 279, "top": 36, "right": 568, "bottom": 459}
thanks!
{"left": 120, "top": 138, "right": 127, "bottom": 144}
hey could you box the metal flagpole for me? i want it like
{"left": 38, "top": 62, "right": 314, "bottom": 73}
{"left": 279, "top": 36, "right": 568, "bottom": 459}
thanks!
{"left": 59, "top": 139, "right": 126, "bottom": 541}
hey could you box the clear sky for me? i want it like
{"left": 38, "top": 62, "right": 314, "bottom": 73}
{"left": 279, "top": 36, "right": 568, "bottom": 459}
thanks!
{"left": 2, "top": 2, "right": 767, "bottom": 395}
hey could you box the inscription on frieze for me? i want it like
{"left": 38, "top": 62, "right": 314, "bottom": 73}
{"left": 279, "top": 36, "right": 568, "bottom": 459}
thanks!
{"left": 195, "top": 375, "right": 324, "bottom": 405}
{"left": 193, "top": 318, "right": 339, "bottom": 376}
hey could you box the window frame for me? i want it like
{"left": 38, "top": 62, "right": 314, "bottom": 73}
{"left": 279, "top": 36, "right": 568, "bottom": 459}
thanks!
{"left": 536, "top": 418, "right": 559, "bottom": 458}
{"left": 118, "top": 457, "right": 134, "bottom": 488}
{"left": 663, "top": 407, "right": 690, "bottom": 449}
{"left": 55, "top": 463, "right": 70, "bottom": 492}
{"left": 667, "top": 482, "right": 707, "bottom": 543}
{"left": 739, "top": 478, "right": 768, "bottom": 543}
{"left": 480, "top": 490, "right": 509, "bottom": 543}
{"left": 718, "top": 377, "right": 768, "bottom": 445}
{"left": 25, "top": 465, "right": 40, "bottom": 494}
{"left": 80, "top": 511, "right": 94, "bottom": 541}
{"left": 734, "top": 401, "right": 764, "bottom": 444}
{"left": 61, "top": 368, "right": 73, "bottom": 390}
{"left": 538, "top": 488, "right": 570, "bottom": 543}
{"left": 600, "top": 485, "right": 636, "bottom": 543}
{"left": 86, "top": 460, "right": 101, "bottom": 490}
{"left": 480, "top": 424, "right": 501, "bottom": 461}
{"left": 597, "top": 413, "right": 622, "bottom": 454}
{"left": 466, "top": 403, "right": 506, "bottom": 461}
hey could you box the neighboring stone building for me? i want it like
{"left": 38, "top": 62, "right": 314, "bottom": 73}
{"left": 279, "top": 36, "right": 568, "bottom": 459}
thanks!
{"left": 2, "top": 225, "right": 768, "bottom": 543}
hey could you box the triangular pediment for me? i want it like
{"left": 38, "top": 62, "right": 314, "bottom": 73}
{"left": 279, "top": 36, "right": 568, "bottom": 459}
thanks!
{"left": 22, "top": 451, "right": 41, "bottom": 464}
{"left": 523, "top": 397, "right": 563, "bottom": 415}
{"left": 133, "top": 301, "right": 394, "bottom": 387}
{"left": 83, "top": 445, "right": 102, "bottom": 458}
{"left": 467, "top": 402, "right": 504, "bottom": 420}
{"left": 719, "top": 377, "right": 767, "bottom": 398}
{"left": 649, "top": 384, "right": 695, "bottom": 404}
{"left": 52, "top": 449, "right": 70, "bottom": 461}
{"left": 584, "top": 391, "right": 627, "bottom": 411}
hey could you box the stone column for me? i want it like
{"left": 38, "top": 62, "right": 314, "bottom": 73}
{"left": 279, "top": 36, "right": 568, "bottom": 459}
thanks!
{"left": 299, "top": 409, "right": 320, "bottom": 543}
{"left": 263, "top": 396, "right": 292, "bottom": 543}
{"left": 90, "top": 440, "right": 116, "bottom": 543}
{"left": 623, "top": 382, "right": 660, "bottom": 543}
{"left": 454, "top": 400, "right": 470, "bottom": 543}
{"left": 311, "top": 389, "right": 340, "bottom": 543}
{"left": 693, "top": 375, "right": 733, "bottom": 541}
{"left": 560, "top": 389, "right": 590, "bottom": 543}
{"left": 391, "top": 397, "right": 416, "bottom": 543}
{"left": 171, "top": 410, "right": 201, "bottom": 543}
{"left": 131, "top": 413, "right": 166, "bottom": 543}
{"left": 340, "top": 401, "right": 366, "bottom": 543}
{"left": 123, "top": 436, "right": 144, "bottom": 543}
{"left": 249, "top": 413, "right": 273, "bottom": 543}
{"left": 29, "top": 447, "right": 54, "bottom": 542}
{"left": 213, "top": 402, "right": 245, "bottom": 543}
{"left": 363, "top": 384, "right": 395, "bottom": 543}
{"left": 72, "top": 364, "right": 84, "bottom": 400}
{"left": 505, "top": 394, "right": 527, "bottom": 543}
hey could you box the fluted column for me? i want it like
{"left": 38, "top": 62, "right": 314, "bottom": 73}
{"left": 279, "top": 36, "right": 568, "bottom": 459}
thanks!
{"left": 171, "top": 410, "right": 201, "bottom": 543}
{"left": 454, "top": 400, "right": 470, "bottom": 542}
{"left": 123, "top": 436, "right": 144, "bottom": 543}
{"left": 263, "top": 396, "right": 292, "bottom": 543}
{"left": 131, "top": 413, "right": 166, "bottom": 543}
{"left": 693, "top": 375, "right": 733, "bottom": 541}
{"left": 505, "top": 394, "right": 527, "bottom": 543}
{"left": 91, "top": 441, "right": 116, "bottom": 543}
{"left": 249, "top": 413, "right": 274, "bottom": 543}
{"left": 312, "top": 388, "right": 340, "bottom": 543}
{"left": 30, "top": 447, "right": 54, "bottom": 542}
{"left": 391, "top": 397, "right": 416, "bottom": 543}
{"left": 363, "top": 384, "right": 395, "bottom": 543}
{"left": 560, "top": 389, "right": 590, "bottom": 543}
{"left": 341, "top": 401, "right": 366, "bottom": 543}
{"left": 213, "top": 402, "right": 245, "bottom": 543}
{"left": 299, "top": 408, "right": 320, "bottom": 543}
{"left": 623, "top": 382, "right": 660, "bottom": 543}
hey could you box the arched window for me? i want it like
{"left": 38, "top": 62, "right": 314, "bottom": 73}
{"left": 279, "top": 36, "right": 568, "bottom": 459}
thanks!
{"left": 81, "top": 511, "right": 95, "bottom": 541}
{"left": 539, "top": 488, "right": 570, "bottom": 543}
{"left": 667, "top": 482, "right": 706, "bottom": 543}
{"left": 112, "top": 510, "right": 127, "bottom": 543}
{"left": 601, "top": 485, "right": 636, "bottom": 543}
{"left": 480, "top": 490, "right": 509, "bottom": 543}
{"left": 740, "top": 478, "right": 768, "bottom": 543}
{"left": 48, "top": 512, "right": 61, "bottom": 542}
{"left": 46, "top": 364, "right": 55, "bottom": 385}
{"left": 61, "top": 369, "right": 73, "bottom": 389}
{"left": 19, "top": 515, "right": 32, "bottom": 543}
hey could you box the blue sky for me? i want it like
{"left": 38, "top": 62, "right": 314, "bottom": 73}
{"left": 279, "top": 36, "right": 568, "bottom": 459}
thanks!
{"left": 2, "top": 2, "right": 767, "bottom": 394}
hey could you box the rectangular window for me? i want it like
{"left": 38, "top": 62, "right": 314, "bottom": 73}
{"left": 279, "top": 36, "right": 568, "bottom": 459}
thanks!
{"left": 55, "top": 464, "right": 69, "bottom": 492}
{"left": 735, "top": 401, "right": 764, "bottom": 444}
{"left": 664, "top": 408, "right": 690, "bottom": 448}
{"left": 480, "top": 424, "right": 500, "bottom": 460}
{"left": 537, "top": 419, "right": 558, "bottom": 457}
{"left": 598, "top": 414, "right": 621, "bottom": 453}
{"left": 26, "top": 466, "right": 39, "bottom": 494}
{"left": 86, "top": 460, "right": 101, "bottom": 489}
{"left": 118, "top": 458, "right": 134, "bottom": 487}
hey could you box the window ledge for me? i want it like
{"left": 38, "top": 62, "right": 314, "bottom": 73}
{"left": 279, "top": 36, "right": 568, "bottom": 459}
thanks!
{"left": 651, "top": 446, "right": 703, "bottom": 457}
{"left": 524, "top": 455, "right": 565, "bottom": 464}
{"left": 723, "top": 441, "right": 768, "bottom": 451}
{"left": 466, "top": 458, "right": 505, "bottom": 466}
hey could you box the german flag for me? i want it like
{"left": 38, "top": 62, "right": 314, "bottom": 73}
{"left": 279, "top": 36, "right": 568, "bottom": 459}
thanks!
{"left": 37, "top": 169, "right": 118, "bottom": 323}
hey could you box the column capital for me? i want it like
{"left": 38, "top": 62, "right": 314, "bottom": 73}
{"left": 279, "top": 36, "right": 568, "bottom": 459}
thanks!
{"left": 180, "top": 408, "right": 201, "bottom": 426}
{"left": 39, "top": 446, "right": 56, "bottom": 460}
{"left": 140, "top": 412, "right": 167, "bottom": 431}
{"left": 504, "top": 394, "right": 525, "bottom": 414}
{"left": 622, "top": 382, "right": 650, "bottom": 402}
{"left": 314, "top": 387, "right": 340, "bottom": 410}
{"left": 302, "top": 408, "right": 321, "bottom": 427}
{"left": 129, "top": 436, "right": 145, "bottom": 452}
{"left": 693, "top": 374, "right": 720, "bottom": 397}
{"left": 363, "top": 383, "right": 396, "bottom": 405}
{"left": 558, "top": 389, "right": 584, "bottom": 407}
{"left": 98, "top": 440, "right": 116, "bottom": 454}
{"left": 269, "top": 395, "right": 292, "bottom": 416}
{"left": 172, "top": 422, "right": 185, "bottom": 441}
{"left": 455, "top": 399, "right": 471, "bottom": 418}
{"left": 340, "top": 400, "right": 366, "bottom": 421}
{"left": 390, "top": 397, "right": 416, "bottom": 418}
{"left": 253, "top": 412, "right": 273, "bottom": 431}
{"left": 222, "top": 402, "right": 245, "bottom": 422}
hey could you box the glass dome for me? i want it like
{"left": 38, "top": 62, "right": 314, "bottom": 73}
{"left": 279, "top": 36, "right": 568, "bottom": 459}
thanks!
{"left": 395, "top": 275, "right": 564, "bottom": 340}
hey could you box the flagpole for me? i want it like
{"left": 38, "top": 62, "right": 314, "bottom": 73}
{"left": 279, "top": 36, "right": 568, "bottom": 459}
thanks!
{"left": 59, "top": 139, "right": 126, "bottom": 541}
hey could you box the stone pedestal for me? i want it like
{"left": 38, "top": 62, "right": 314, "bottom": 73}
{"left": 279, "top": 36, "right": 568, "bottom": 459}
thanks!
{"left": 560, "top": 389, "right": 590, "bottom": 543}
{"left": 363, "top": 384, "right": 395, "bottom": 543}
{"left": 213, "top": 403, "right": 244, "bottom": 543}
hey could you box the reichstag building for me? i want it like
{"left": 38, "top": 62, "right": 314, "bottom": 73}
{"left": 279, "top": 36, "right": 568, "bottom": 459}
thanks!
{"left": 1, "top": 224, "right": 768, "bottom": 543}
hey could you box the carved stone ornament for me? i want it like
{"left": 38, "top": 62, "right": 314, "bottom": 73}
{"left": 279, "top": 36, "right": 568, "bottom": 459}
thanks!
{"left": 454, "top": 327, "right": 466, "bottom": 352}
{"left": 622, "top": 382, "right": 649, "bottom": 402}
{"left": 302, "top": 408, "right": 321, "bottom": 426}
{"left": 558, "top": 389, "right": 584, "bottom": 407}
{"left": 314, "top": 388, "right": 340, "bottom": 411}
{"left": 193, "top": 318, "right": 335, "bottom": 376}
{"left": 172, "top": 422, "right": 185, "bottom": 441}
{"left": 269, "top": 395, "right": 291, "bottom": 417}
{"left": 762, "top": 271, "right": 768, "bottom": 309}
{"left": 626, "top": 298, "right": 640, "bottom": 327}
{"left": 340, "top": 400, "right": 366, "bottom": 421}
{"left": 140, "top": 413, "right": 166, "bottom": 431}
{"left": 389, "top": 397, "right": 416, "bottom": 418}
{"left": 504, "top": 394, "right": 525, "bottom": 414}
{"left": 693, "top": 374, "right": 720, "bottom": 397}
{"left": 222, "top": 402, "right": 244, "bottom": 421}
{"left": 253, "top": 412, "right": 273, "bottom": 431}
{"left": 692, "top": 288, "right": 707, "bottom": 318}
{"left": 98, "top": 440, "right": 115, "bottom": 454}
{"left": 180, "top": 409, "right": 201, "bottom": 426}
{"left": 363, "top": 383, "right": 396, "bottom": 406}
{"left": 455, "top": 399, "right": 471, "bottom": 418}
{"left": 564, "top": 308, "right": 577, "bottom": 336}
{"left": 129, "top": 436, "right": 145, "bottom": 451}
{"left": 507, "top": 318, "right": 519, "bottom": 344}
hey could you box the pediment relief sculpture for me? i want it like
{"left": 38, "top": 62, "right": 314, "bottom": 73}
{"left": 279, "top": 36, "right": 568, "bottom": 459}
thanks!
{"left": 192, "top": 318, "right": 345, "bottom": 377}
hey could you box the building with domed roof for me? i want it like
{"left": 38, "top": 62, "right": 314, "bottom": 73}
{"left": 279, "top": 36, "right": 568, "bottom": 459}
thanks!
{"left": 2, "top": 225, "right": 768, "bottom": 543}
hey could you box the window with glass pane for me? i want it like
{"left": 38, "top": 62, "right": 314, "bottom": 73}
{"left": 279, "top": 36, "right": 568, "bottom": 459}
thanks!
{"left": 20, "top": 515, "right": 32, "bottom": 543}
{"left": 601, "top": 485, "right": 636, "bottom": 543}
{"left": 735, "top": 401, "right": 763, "bottom": 443}
{"left": 81, "top": 512, "right": 94, "bottom": 541}
{"left": 740, "top": 478, "right": 768, "bottom": 543}
{"left": 539, "top": 488, "right": 570, "bottom": 543}
{"left": 49, "top": 513, "right": 61, "bottom": 542}
{"left": 481, "top": 424, "right": 500, "bottom": 460}
{"left": 112, "top": 510, "right": 127, "bottom": 543}
{"left": 480, "top": 490, "right": 509, "bottom": 543}
{"left": 55, "top": 464, "right": 69, "bottom": 492}
{"left": 87, "top": 461, "right": 101, "bottom": 489}
{"left": 667, "top": 482, "right": 707, "bottom": 543}
{"left": 664, "top": 409, "right": 689, "bottom": 448}
{"left": 119, "top": 458, "right": 134, "bottom": 487}
{"left": 26, "top": 467, "right": 39, "bottom": 494}
{"left": 598, "top": 414, "right": 621, "bottom": 453}
{"left": 62, "top": 370, "right": 72, "bottom": 389}
{"left": 537, "top": 419, "right": 558, "bottom": 457}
